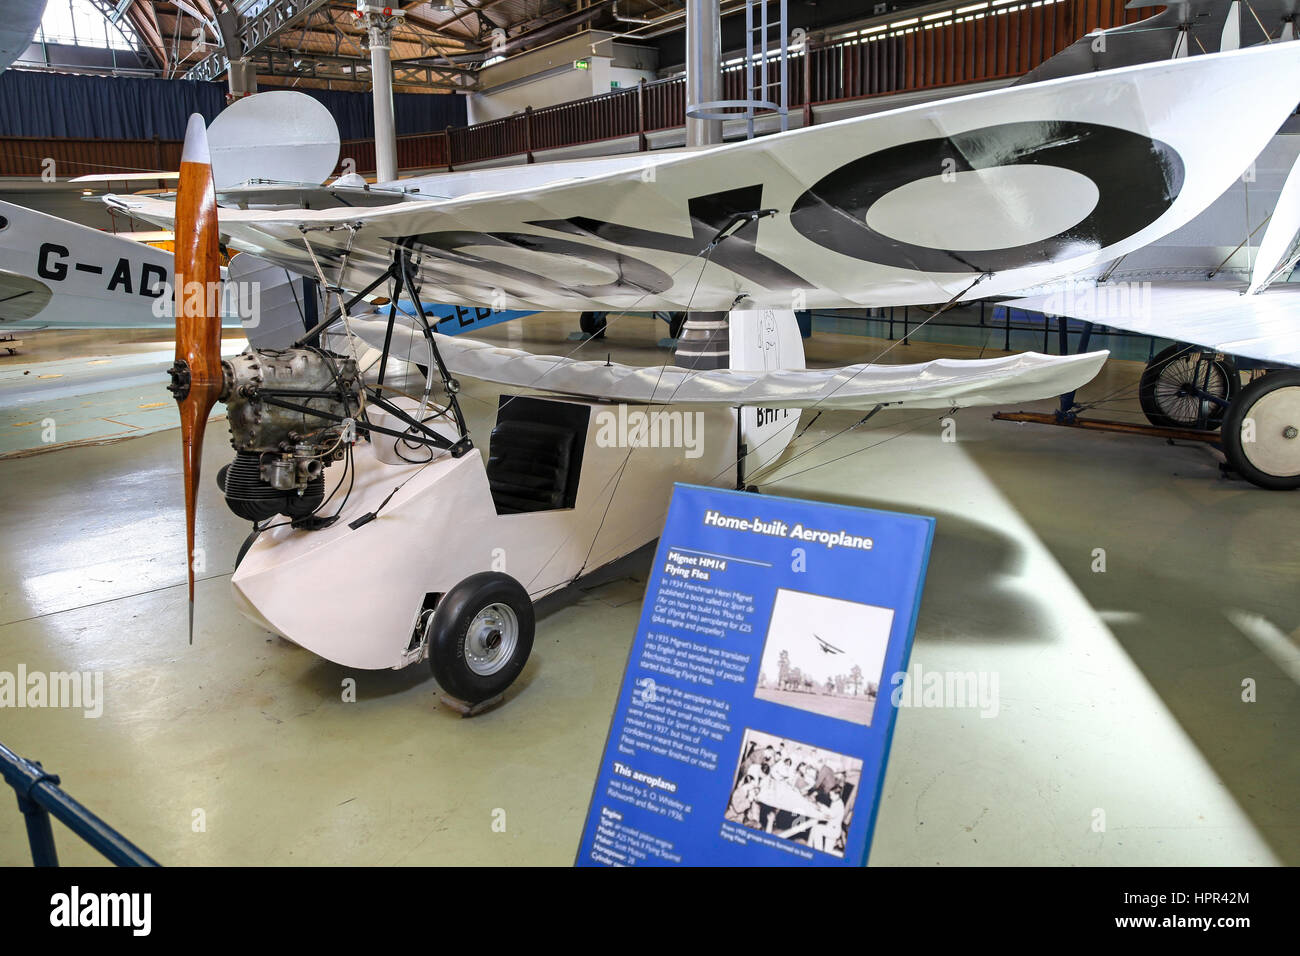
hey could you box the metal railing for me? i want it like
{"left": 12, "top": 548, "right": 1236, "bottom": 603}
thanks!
{"left": 0, "top": 0, "right": 1141, "bottom": 178}
{"left": 439, "top": 0, "right": 1138, "bottom": 168}
{"left": 1, "top": 741, "right": 160, "bottom": 867}
{"left": 0, "top": 135, "right": 182, "bottom": 178}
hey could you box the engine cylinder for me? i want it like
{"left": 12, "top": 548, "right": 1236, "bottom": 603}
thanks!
{"left": 216, "top": 347, "right": 361, "bottom": 524}
{"left": 217, "top": 452, "right": 325, "bottom": 522}
{"left": 224, "top": 348, "right": 361, "bottom": 452}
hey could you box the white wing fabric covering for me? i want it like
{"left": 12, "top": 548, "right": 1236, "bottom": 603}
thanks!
{"left": 1005, "top": 280, "right": 1300, "bottom": 367}
{"left": 105, "top": 45, "right": 1300, "bottom": 314}
{"left": 347, "top": 314, "right": 1107, "bottom": 410}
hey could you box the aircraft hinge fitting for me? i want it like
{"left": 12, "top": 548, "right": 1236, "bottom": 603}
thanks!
{"left": 703, "top": 208, "right": 780, "bottom": 253}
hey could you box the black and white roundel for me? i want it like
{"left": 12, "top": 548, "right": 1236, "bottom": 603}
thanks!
{"left": 790, "top": 121, "right": 1186, "bottom": 274}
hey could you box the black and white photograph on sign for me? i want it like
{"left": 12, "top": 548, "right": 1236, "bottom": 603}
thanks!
{"left": 724, "top": 729, "right": 863, "bottom": 858}
{"left": 754, "top": 588, "right": 893, "bottom": 726}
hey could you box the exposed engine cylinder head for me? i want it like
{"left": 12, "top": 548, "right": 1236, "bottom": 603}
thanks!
{"left": 223, "top": 347, "right": 362, "bottom": 453}
{"left": 217, "top": 347, "right": 363, "bottom": 523}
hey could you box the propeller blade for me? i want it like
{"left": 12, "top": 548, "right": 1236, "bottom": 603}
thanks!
{"left": 169, "top": 113, "right": 224, "bottom": 644}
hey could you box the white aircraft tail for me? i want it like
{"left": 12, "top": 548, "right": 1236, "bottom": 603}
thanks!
{"left": 1247, "top": 149, "right": 1300, "bottom": 295}
{"left": 208, "top": 90, "right": 341, "bottom": 189}
{"left": 728, "top": 309, "right": 805, "bottom": 479}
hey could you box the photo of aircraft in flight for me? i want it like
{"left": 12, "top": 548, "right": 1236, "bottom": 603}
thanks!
{"left": 814, "top": 635, "right": 844, "bottom": 656}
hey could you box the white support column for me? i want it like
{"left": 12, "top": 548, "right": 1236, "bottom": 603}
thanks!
{"left": 358, "top": 3, "right": 403, "bottom": 183}
{"left": 226, "top": 58, "right": 257, "bottom": 100}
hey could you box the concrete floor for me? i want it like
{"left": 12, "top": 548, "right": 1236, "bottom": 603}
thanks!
{"left": 0, "top": 330, "right": 248, "bottom": 457}
{"left": 0, "top": 313, "right": 1295, "bottom": 866}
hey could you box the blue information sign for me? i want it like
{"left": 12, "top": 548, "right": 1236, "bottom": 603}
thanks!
{"left": 577, "top": 483, "right": 935, "bottom": 866}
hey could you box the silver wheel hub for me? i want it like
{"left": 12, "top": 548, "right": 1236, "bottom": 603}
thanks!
{"left": 1241, "top": 385, "right": 1300, "bottom": 478}
{"left": 464, "top": 603, "right": 519, "bottom": 676}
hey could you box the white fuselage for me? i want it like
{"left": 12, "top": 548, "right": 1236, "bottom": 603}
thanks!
{"left": 231, "top": 396, "right": 740, "bottom": 669}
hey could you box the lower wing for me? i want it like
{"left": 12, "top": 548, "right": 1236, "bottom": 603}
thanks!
{"left": 1003, "top": 280, "right": 1300, "bottom": 367}
{"left": 348, "top": 315, "right": 1108, "bottom": 410}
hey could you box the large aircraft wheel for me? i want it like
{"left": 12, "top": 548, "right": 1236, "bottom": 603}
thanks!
{"left": 579, "top": 311, "right": 607, "bottom": 338}
{"left": 1221, "top": 370, "right": 1300, "bottom": 491}
{"left": 427, "top": 571, "right": 535, "bottom": 703}
{"left": 1138, "top": 344, "right": 1239, "bottom": 430}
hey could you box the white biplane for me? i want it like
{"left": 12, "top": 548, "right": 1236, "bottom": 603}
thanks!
{"left": 97, "top": 41, "right": 1300, "bottom": 707}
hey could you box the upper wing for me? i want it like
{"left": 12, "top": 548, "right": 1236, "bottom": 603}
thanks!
{"left": 0, "top": 0, "right": 44, "bottom": 74}
{"left": 107, "top": 44, "right": 1300, "bottom": 314}
{"left": 1003, "top": 280, "right": 1300, "bottom": 367}
{"left": 1002, "top": 135, "right": 1300, "bottom": 366}
{"left": 346, "top": 315, "right": 1107, "bottom": 410}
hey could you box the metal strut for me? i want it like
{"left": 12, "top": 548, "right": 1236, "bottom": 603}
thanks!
{"left": 291, "top": 221, "right": 390, "bottom": 349}
{"left": 279, "top": 236, "right": 473, "bottom": 457}
{"left": 394, "top": 242, "right": 472, "bottom": 451}
{"left": 703, "top": 208, "right": 779, "bottom": 255}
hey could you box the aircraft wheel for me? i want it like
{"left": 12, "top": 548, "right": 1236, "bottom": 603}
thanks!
{"left": 427, "top": 571, "right": 535, "bottom": 703}
{"left": 579, "top": 311, "right": 607, "bottom": 338}
{"left": 1221, "top": 370, "right": 1300, "bottom": 491}
{"left": 1138, "top": 344, "right": 1239, "bottom": 430}
{"left": 234, "top": 529, "right": 259, "bottom": 569}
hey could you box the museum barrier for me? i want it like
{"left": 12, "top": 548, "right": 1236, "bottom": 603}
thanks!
{"left": 0, "top": 0, "right": 1142, "bottom": 178}
{"left": 0, "top": 740, "right": 159, "bottom": 866}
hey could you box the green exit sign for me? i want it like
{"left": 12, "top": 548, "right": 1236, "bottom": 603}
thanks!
{"left": 574, "top": 58, "right": 590, "bottom": 70}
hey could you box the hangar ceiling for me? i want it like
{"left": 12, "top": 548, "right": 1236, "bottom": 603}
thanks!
{"left": 58, "top": 0, "right": 687, "bottom": 91}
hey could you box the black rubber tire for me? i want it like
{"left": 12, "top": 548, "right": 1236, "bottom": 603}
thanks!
{"left": 1138, "top": 344, "right": 1239, "bottom": 430}
{"left": 428, "top": 571, "right": 535, "bottom": 703}
{"left": 234, "top": 529, "right": 259, "bottom": 569}
{"left": 1221, "top": 370, "right": 1300, "bottom": 491}
{"left": 579, "top": 311, "right": 607, "bottom": 338}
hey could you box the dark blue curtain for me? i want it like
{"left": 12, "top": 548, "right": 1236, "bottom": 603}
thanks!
{"left": 0, "top": 71, "right": 466, "bottom": 139}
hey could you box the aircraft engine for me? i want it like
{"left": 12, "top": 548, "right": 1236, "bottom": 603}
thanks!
{"left": 206, "top": 347, "right": 363, "bottom": 524}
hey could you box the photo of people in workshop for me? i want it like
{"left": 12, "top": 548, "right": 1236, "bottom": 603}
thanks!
{"left": 724, "top": 728, "right": 863, "bottom": 858}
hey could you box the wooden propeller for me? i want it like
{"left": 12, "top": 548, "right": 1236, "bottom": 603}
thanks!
{"left": 169, "top": 114, "right": 224, "bottom": 644}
